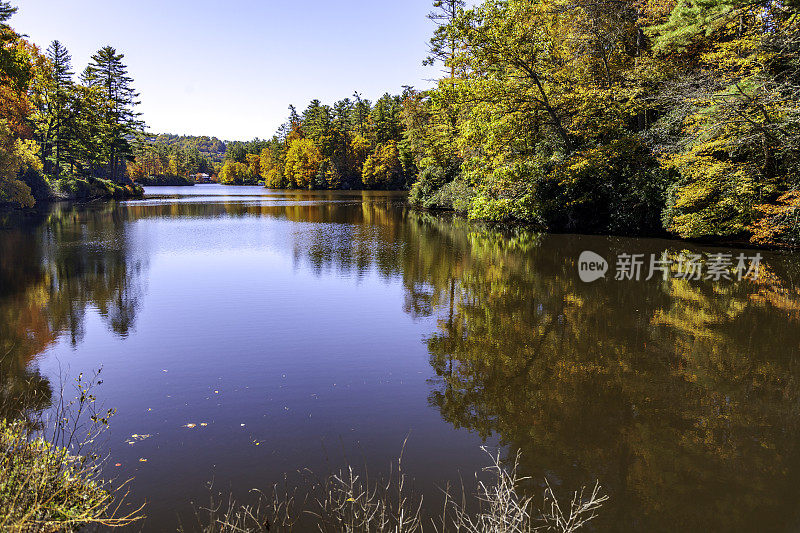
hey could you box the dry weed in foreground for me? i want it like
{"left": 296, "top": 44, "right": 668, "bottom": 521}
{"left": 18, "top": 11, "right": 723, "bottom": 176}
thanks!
{"left": 186, "top": 446, "right": 607, "bottom": 533}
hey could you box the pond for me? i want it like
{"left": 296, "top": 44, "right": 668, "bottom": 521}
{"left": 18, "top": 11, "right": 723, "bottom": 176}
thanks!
{"left": 2, "top": 184, "right": 800, "bottom": 531}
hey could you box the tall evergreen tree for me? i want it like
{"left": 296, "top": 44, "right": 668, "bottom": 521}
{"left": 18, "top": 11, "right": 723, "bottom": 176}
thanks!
{"left": 45, "top": 40, "right": 73, "bottom": 180}
{"left": 0, "top": 1, "right": 16, "bottom": 25}
{"left": 424, "top": 0, "right": 465, "bottom": 79}
{"left": 82, "top": 46, "right": 142, "bottom": 183}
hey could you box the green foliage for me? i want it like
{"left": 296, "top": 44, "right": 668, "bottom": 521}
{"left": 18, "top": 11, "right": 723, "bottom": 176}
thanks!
{"left": 466, "top": 161, "right": 544, "bottom": 225}
{"left": 543, "top": 136, "right": 669, "bottom": 234}
{"left": 53, "top": 176, "right": 142, "bottom": 200}
{"left": 0, "top": 4, "right": 148, "bottom": 208}
{"left": 420, "top": 177, "right": 475, "bottom": 212}
{"left": 650, "top": 0, "right": 744, "bottom": 54}
{"left": 655, "top": 0, "right": 799, "bottom": 239}
{"left": 150, "top": 134, "right": 226, "bottom": 162}
{"left": 408, "top": 163, "right": 460, "bottom": 207}
{"left": 81, "top": 46, "right": 143, "bottom": 183}
{"left": 407, "top": 0, "right": 800, "bottom": 242}
{"left": 130, "top": 135, "right": 216, "bottom": 182}
{"left": 226, "top": 93, "right": 415, "bottom": 191}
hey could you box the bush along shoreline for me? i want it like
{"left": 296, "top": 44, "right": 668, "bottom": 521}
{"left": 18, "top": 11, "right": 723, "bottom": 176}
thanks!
{"left": 0, "top": 371, "right": 144, "bottom": 532}
{"left": 0, "top": 176, "right": 143, "bottom": 211}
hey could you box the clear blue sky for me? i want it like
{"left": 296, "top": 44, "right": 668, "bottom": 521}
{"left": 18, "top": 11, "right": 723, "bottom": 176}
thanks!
{"left": 14, "top": 0, "right": 441, "bottom": 141}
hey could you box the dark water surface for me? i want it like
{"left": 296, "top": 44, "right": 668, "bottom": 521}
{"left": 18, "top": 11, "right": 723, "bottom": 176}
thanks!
{"left": 3, "top": 185, "right": 800, "bottom": 531}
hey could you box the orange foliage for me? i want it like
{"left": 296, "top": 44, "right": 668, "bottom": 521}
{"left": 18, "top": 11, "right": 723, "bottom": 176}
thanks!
{"left": 751, "top": 191, "right": 800, "bottom": 247}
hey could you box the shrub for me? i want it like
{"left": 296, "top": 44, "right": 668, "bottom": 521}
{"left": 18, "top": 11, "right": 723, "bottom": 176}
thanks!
{"left": 408, "top": 164, "right": 460, "bottom": 207}
{"left": 423, "top": 178, "right": 475, "bottom": 212}
{"left": 0, "top": 371, "right": 143, "bottom": 532}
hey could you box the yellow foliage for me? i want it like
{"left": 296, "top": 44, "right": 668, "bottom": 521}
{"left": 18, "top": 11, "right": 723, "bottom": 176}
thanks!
{"left": 260, "top": 147, "right": 286, "bottom": 189}
{"left": 0, "top": 119, "right": 37, "bottom": 207}
{"left": 751, "top": 191, "right": 800, "bottom": 247}
{"left": 218, "top": 160, "right": 252, "bottom": 185}
{"left": 246, "top": 153, "right": 260, "bottom": 178}
{"left": 349, "top": 134, "right": 371, "bottom": 171}
{"left": 285, "top": 138, "right": 323, "bottom": 189}
{"left": 362, "top": 141, "right": 402, "bottom": 189}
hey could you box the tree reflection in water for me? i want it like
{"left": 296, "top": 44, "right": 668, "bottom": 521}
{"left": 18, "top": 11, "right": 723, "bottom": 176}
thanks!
{"left": 0, "top": 203, "right": 146, "bottom": 424}
{"left": 410, "top": 216, "right": 800, "bottom": 532}
{"left": 2, "top": 195, "right": 800, "bottom": 531}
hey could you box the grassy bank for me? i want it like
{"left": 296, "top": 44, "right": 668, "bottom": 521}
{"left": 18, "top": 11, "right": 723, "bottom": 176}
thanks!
{"left": 0, "top": 371, "right": 143, "bottom": 532}
{"left": 0, "top": 420, "right": 140, "bottom": 532}
{"left": 51, "top": 178, "right": 144, "bottom": 201}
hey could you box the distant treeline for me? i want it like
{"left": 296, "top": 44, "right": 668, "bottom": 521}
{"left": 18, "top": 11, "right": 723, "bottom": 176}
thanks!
{"left": 148, "top": 134, "right": 226, "bottom": 163}
{"left": 218, "top": 93, "right": 413, "bottom": 190}
{"left": 128, "top": 135, "right": 221, "bottom": 183}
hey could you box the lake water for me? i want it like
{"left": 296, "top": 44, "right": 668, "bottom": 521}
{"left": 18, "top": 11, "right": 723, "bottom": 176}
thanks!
{"left": 2, "top": 184, "right": 800, "bottom": 531}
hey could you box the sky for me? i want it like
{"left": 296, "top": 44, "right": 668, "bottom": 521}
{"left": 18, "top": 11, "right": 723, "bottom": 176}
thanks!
{"left": 13, "top": 0, "right": 441, "bottom": 141}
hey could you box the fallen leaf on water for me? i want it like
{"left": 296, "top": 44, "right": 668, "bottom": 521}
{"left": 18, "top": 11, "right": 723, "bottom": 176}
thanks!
{"left": 115, "top": 463, "right": 122, "bottom": 467}
{"left": 139, "top": 458, "right": 147, "bottom": 462}
{"left": 125, "top": 434, "right": 151, "bottom": 445}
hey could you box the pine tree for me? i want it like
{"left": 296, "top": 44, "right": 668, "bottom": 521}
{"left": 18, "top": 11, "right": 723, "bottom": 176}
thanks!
{"left": 0, "top": 1, "right": 16, "bottom": 25}
{"left": 352, "top": 92, "right": 370, "bottom": 137}
{"left": 45, "top": 40, "right": 74, "bottom": 181}
{"left": 424, "top": 0, "right": 465, "bottom": 79}
{"left": 82, "top": 46, "right": 142, "bottom": 183}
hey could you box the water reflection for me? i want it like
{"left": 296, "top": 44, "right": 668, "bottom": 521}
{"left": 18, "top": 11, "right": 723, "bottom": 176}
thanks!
{"left": 411, "top": 226, "right": 800, "bottom": 532}
{"left": 0, "top": 203, "right": 147, "bottom": 422}
{"left": 1, "top": 189, "right": 800, "bottom": 531}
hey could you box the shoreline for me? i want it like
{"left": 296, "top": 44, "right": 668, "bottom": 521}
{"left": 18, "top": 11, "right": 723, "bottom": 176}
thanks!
{"left": 2, "top": 185, "right": 792, "bottom": 251}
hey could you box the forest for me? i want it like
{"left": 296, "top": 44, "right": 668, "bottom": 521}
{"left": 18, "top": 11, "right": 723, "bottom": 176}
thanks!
{"left": 127, "top": 135, "right": 220, "bottom": 185}
{"left": 1, "top": 0, "right": 799, "bottom": 246}
{"left": 0, "top": 2, "right": 144, "bottom": 204}
{"left": 215, "top": 93, "right": 413, "bottom": 189}
{"left": 404, "top": 0, "right": 800, "bottom": 246}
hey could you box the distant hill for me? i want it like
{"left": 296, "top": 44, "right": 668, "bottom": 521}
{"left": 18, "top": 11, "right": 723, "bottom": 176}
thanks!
{"left": 144, "top": 134, "right": 227, "bottom": 164}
